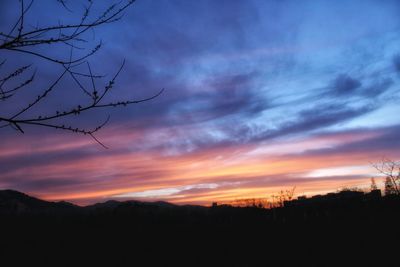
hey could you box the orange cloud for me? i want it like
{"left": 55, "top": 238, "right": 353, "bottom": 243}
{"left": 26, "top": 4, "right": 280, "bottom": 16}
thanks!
{"left": 1, "top": 124, "right": 397, "bottom": 206}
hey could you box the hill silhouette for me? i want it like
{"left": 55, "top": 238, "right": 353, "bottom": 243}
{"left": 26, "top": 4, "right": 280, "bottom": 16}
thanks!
{"left": 0, "top": 189, "right": 79, "bottom": 214}
{"left": 1, "top": 189, "right": 400, "bottom": 267}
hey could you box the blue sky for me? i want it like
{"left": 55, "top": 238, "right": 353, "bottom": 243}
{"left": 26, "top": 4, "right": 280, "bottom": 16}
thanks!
{"left": 0, "top": 0, "right": 399, "bottom": 205}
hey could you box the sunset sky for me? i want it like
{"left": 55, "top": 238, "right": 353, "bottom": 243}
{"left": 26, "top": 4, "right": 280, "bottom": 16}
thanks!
{"left": 1, "top": 0, "right": 399, "bottom": 205}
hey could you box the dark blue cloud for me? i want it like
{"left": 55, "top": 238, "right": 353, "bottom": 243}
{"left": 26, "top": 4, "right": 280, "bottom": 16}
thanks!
{"left": 331, "top": 74, "right": 361, "bottom": 95}
{"left": 362, "top": 78, "right": 393, "bottom": 98}
{"left": 299, "top": 124, "right": 400, "bottom": 157}
{"left": 393, "top": 54, "right": 400, "bottom": 73}
{"left": 169, "top": 72, "right": 267, "bottom": 123}
{"left": 0, "top": 147, "right": 102, "bottom": 175}
{"left": 252, "top": 104, "right": 373, "bottom": 142}
{"left": 2, "top": 177, "right": 79, "bottom": 192}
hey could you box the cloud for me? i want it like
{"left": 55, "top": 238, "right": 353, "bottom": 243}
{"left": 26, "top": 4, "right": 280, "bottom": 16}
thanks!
{"left": 362, "top": 78, "right": 393, "bottom": 98}
{"left": 247, "top": 104, "right": 374, "bottom": 144}
{"left": 168, "top": 72, "right": 267, "bottom": 124}
{"left": 137, "top": 98, "right": 378, "bottom": 156}
{"left": 0, "top": 144, "right": 107, "bottom": 175}
{"left": 331, "top": 74, "right": 361, "bottom": 95}
{"left": 113, "top": 183, "right": 219, "bottom": 199}
{"left": 299, "top": 124, "right": 400, "bottom": 158}
{"left": 1, "top": 177, "right": 79, "bottom": 192}
{"left": 393, "top": 54, "right": 400, "bottom": 73}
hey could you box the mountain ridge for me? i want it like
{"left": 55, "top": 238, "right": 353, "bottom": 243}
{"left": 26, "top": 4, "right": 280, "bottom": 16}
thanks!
{"left": 0, "top": 189, "right": 192, "bottom": 214}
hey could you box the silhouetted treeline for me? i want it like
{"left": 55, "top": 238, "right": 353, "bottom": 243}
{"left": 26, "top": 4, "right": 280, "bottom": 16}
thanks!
{"left": 1, "top": 189, "right": 400, "bottom": 267}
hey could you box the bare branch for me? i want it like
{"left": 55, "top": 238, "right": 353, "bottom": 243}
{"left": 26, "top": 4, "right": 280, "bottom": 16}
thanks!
{"left": 0, "top": 0, "right": 164, "bottom": 148}
{"left": 372, "top": 158, "right": 400, "bottom": 195}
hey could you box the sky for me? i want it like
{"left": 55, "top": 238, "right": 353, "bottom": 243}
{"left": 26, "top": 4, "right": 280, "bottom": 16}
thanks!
{"left": 0, "top": 0, "right": 399, "bottom": 205}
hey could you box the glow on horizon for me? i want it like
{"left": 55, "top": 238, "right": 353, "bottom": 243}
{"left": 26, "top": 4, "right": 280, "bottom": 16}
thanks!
{"left": 20, "top": 126, "right": 395, "bottom": 206}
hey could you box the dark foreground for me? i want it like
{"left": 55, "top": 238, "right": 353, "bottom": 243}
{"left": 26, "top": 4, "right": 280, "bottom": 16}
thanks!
{"left": 1, "top": 190, "right": 400, "bottom": 267}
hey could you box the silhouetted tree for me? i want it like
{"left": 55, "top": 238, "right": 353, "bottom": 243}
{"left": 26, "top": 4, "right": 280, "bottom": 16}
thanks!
{"left": 0, "top": 0, "right": 162, "bottom": 147}
{"left": 268, "top": 187, "right": 297, "bottom": 208}
{"left": 384, "top": 177, "right": 396, "bottom": 196}
{"left": 278, "top": 187, "right": 296, "bottom": 207}
{"left": 373, "top": 158, "right": 400, "bottom": 195}
{"left": 231, "top": 198, "right": 269, "bottom": 208}
{"left": 370, "top": 178, "right": 378, "bottom": 191}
